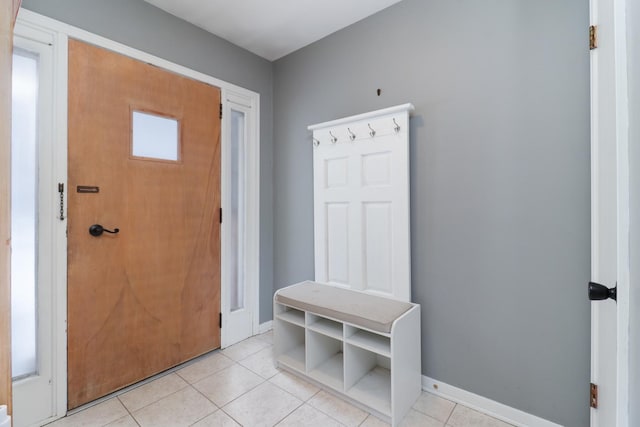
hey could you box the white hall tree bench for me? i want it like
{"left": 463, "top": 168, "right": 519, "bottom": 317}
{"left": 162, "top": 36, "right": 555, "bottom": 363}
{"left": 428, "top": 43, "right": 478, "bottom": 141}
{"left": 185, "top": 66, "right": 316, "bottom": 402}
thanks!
{"left": 274, "top": 282, "right": 421, "bottom": 426}
{"left": 273, "top": 104, "right": 421, "bottom": 426}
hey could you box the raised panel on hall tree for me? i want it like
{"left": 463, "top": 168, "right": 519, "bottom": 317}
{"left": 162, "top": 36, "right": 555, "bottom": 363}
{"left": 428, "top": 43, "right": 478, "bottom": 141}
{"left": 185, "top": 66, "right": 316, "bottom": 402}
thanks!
{"left": 325, "top": 157, "right": 349, "bottom": 189}
{"left": 363, "top": 202, "right": 392, "bottom": 293}
{"left": 326, "top": 203, "right": 349, "bottom": 284}
{"left": 362, "top": 152, "right": 392, "bottom": 187}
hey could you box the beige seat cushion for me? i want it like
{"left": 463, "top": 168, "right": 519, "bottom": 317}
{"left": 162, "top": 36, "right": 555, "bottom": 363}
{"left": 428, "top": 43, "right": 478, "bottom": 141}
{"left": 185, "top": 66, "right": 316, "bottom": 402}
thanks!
{"left": 275, "top": 281, "right": 413, "bottom": 333}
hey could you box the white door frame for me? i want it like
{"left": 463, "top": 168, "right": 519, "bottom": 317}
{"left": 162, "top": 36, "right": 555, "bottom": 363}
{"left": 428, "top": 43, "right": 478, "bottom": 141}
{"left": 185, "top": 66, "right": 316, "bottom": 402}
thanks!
{"left": 220, "top": 92, "right": 261, "bottom": 348}
{"left": 589, "top": 0, "right": 630, "bottom": 424}
{"left": 13, "top": 8, "right": 261, "bottom": 422}
{"left": 11, "top": 22, "right": 65, "bottom": 427}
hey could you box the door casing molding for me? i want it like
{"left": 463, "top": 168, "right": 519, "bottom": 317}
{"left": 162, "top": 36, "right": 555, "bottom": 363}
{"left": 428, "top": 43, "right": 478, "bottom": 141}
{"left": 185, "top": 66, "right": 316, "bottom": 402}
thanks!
{"left": 221, "top": 91, "right": 261, "bottom": 348}
{"left": 589, "top": 0, "right": 630, "bottom": 424}
{"left": 14, "top": 8, "right": 261, "bottom": 420}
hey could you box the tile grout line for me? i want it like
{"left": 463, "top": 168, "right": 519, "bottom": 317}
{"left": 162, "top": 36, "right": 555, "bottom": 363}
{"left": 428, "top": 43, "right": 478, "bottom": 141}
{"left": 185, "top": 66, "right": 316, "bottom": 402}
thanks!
{"left": 236, "top": 345, "right": 280, "bottom": 379}
{"left": 214, "top": 377, "right": 302, "bottom": 427}
{"left": 186, "top": 381, "right": 236, "bottom": 427}
{"left": 217, "top": 406, "right": 245, "bottom": 427}
{"left": 189, "top": 381, "right": 223, "bottom": 412}
{"left": 119, "top": 379, "right": 191, "bottom": 416}
{"left": 444, "top": 403, "right": 457, "bottom": 426}
{"left": 114, "top": 395, "right": 142, "bottom": 427}
{"left": 210, "top": 373, "right": 268, "bottom": 409}
{"left": 267, "top": 374, "right": 322, "bottom": 404}
{"left": 221, "top": 337, "right": 272, "bottom": 362}
{"left": 306, "top": 392, "right": 368, "bottom": 427}
{"left": 185, "top": 391, "right": 222, "bottom": 427}
{"left": 268, "top": 397, "right": 306, "bottom": 427}
{"left": 178, "top": 356, "right": 238, "bottom": 387}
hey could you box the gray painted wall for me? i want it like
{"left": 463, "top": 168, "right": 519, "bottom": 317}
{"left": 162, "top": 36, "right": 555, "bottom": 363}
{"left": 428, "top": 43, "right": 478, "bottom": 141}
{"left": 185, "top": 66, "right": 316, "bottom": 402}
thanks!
{"left": 21, "top": 0, "right": 275, "bottom": 323}
{"left": 628, "top": 0, "right": 640, "bottom": 423}
{"left": 273, "top": 0, "right": 590, "bottom": 425}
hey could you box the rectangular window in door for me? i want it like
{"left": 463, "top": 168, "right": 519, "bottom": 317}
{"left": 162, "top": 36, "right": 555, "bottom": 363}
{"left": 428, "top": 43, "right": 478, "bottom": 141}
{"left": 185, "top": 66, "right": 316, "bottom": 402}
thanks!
{"left": 11, "top": 48, "right": 39, "bottom": 380}
{"left": 230, "top": 109, "right": 246, "bottom": 312}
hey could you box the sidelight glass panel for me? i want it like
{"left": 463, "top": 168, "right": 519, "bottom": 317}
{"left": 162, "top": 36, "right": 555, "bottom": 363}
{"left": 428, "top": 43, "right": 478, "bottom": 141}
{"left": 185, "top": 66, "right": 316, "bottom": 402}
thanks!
{"left": 132, "top": 111, "right": 179, "bottom": 161}
{"left": 230, "top": 109, "right": 245, "bottom": 312}
{"left": 11, "top": 50, "right": 39, "bottom": 379}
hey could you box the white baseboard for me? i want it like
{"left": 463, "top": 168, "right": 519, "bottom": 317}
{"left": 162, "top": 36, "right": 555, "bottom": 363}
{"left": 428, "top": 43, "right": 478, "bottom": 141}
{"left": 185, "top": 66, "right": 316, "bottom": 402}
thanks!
{"left": 258, "top": 320, "right": 273, "bottom": 334}
{"left": 422, "top": 376, "right": 562, "bottom": 427}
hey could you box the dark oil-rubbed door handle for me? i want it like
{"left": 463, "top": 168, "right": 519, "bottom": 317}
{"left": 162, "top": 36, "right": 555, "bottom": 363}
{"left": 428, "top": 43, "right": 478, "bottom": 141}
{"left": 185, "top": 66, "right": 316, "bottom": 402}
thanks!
{"left": 89, "top": 224, "right": 120, "bottom": 237}
{"left": 588, "top": 282, "right": 617, "bottom": 302}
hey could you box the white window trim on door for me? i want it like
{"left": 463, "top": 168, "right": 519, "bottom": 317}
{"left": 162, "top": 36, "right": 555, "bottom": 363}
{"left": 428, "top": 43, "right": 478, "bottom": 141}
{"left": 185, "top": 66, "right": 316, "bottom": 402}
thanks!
{"left": 15, "top": 8, "right": 261, "bottom": 421}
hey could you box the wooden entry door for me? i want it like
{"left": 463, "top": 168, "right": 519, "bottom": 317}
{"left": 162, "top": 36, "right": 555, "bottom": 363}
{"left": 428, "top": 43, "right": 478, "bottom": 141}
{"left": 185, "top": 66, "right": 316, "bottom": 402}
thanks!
{"left": 67, "top": 39, "right": 221, "bottom": 409}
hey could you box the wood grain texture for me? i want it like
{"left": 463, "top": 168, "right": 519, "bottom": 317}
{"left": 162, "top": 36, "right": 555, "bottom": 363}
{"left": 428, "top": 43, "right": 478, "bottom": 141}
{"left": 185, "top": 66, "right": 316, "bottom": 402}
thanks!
{"left": 0, "top": 0, "right": 20, "bottom": 415}
{"left": 67, "top": 39, "right": 221, "bottom": 408}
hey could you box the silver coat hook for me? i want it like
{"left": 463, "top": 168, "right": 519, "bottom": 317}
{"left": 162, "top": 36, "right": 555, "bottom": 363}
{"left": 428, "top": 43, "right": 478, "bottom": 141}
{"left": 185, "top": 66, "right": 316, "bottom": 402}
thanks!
{"left": 393, "top": 118, "right": 400, "bottom": 133}
{"left": 313, "top": 138, "right": 320, "bottom": 147}
{"left": 368, "top": 123, "right": 376, "bottom": 137}
{"left": 347, "top": 128, "right": 356, "bottom": 141}
{"left": 329, "top": 131, "right": 338, "bottom": 143}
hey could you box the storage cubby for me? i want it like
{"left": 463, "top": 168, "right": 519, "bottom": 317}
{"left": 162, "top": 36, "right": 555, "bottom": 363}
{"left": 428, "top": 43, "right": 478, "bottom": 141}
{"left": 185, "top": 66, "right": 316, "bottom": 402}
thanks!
{"left": 307, "top": 331, "right": 344, "bottom": 390}
{"left": 275, "top": 304, "right": 305, "bottom": 326}
{"left": 345, "top": 344, "right": 392, "bottom": 415}
{"left": 273, "top": 317, "right": 305, "bottom": 372}
{"left": 345, "top": 325, "right": 391, "bottom": 357}
{"left": 307, "top": 314, "right": 343, "bottom": 340}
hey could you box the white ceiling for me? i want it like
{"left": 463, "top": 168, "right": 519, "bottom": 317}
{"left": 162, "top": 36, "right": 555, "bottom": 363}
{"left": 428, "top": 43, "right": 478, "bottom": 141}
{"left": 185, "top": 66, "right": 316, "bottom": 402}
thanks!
{"left": 143, "top": 0, "right": 404, "bottom": 61}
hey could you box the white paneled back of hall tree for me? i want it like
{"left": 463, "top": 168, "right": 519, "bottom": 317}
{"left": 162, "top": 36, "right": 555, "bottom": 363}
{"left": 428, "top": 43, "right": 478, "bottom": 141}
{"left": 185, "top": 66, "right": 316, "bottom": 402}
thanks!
{"left": 310, "top": 104, "right": 414, "bottom": 301}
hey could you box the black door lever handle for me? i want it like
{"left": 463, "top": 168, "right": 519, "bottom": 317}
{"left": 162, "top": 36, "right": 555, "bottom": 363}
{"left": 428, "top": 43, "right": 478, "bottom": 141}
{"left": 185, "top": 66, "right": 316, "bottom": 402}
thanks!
{"left": 588, "top": 281, "right": 617, "bottom": 301}
{"left": 89, "top": 224, "right": 120, "bottom": 237}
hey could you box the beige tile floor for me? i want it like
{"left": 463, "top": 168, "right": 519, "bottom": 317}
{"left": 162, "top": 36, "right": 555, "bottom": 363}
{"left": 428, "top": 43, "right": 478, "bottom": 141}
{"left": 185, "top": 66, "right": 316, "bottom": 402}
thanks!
{"left": 47, "top": 332, "right": 513, "bottom": 427}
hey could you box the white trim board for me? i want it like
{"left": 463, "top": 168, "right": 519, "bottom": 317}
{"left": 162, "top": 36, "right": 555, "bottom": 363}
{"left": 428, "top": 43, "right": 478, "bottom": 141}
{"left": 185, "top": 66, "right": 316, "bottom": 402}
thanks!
{"left": 220, "top": 88, "right": 261, "bottom": 348}
{"left": 258, "top": 320, "right": 273, "bottom": 334}
{"left": 421, "top": 376, "right": 562, "bottom": 427}
{"left": 612, "top": 0, "right": 630, "bottom": 424}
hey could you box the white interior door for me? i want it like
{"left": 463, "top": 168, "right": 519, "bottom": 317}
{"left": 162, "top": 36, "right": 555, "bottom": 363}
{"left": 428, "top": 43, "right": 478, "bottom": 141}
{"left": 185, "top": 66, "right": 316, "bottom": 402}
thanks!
{"left": 590, "top": 0, "right": 630, "bottom": 425}
{"left": 11, "top": 29, "right": 60, "bottom": 427}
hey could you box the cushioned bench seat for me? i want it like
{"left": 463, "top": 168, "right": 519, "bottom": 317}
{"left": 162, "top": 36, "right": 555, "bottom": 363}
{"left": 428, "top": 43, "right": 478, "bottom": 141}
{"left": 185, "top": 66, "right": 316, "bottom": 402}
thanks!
{"left": 274, "top": 281, "right": 413, "bottom": 334}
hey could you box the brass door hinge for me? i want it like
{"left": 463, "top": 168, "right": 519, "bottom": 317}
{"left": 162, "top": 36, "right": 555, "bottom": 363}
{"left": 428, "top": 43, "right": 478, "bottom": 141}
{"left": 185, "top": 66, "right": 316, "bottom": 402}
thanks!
{"left": 590, "top": 25, "right": 598, "bottom": 50}
{"left": 220, "top": 103, "right": 223, "bottom": 119}
{"left": 590, "top": 383, "right": 598, "bottom": 408}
